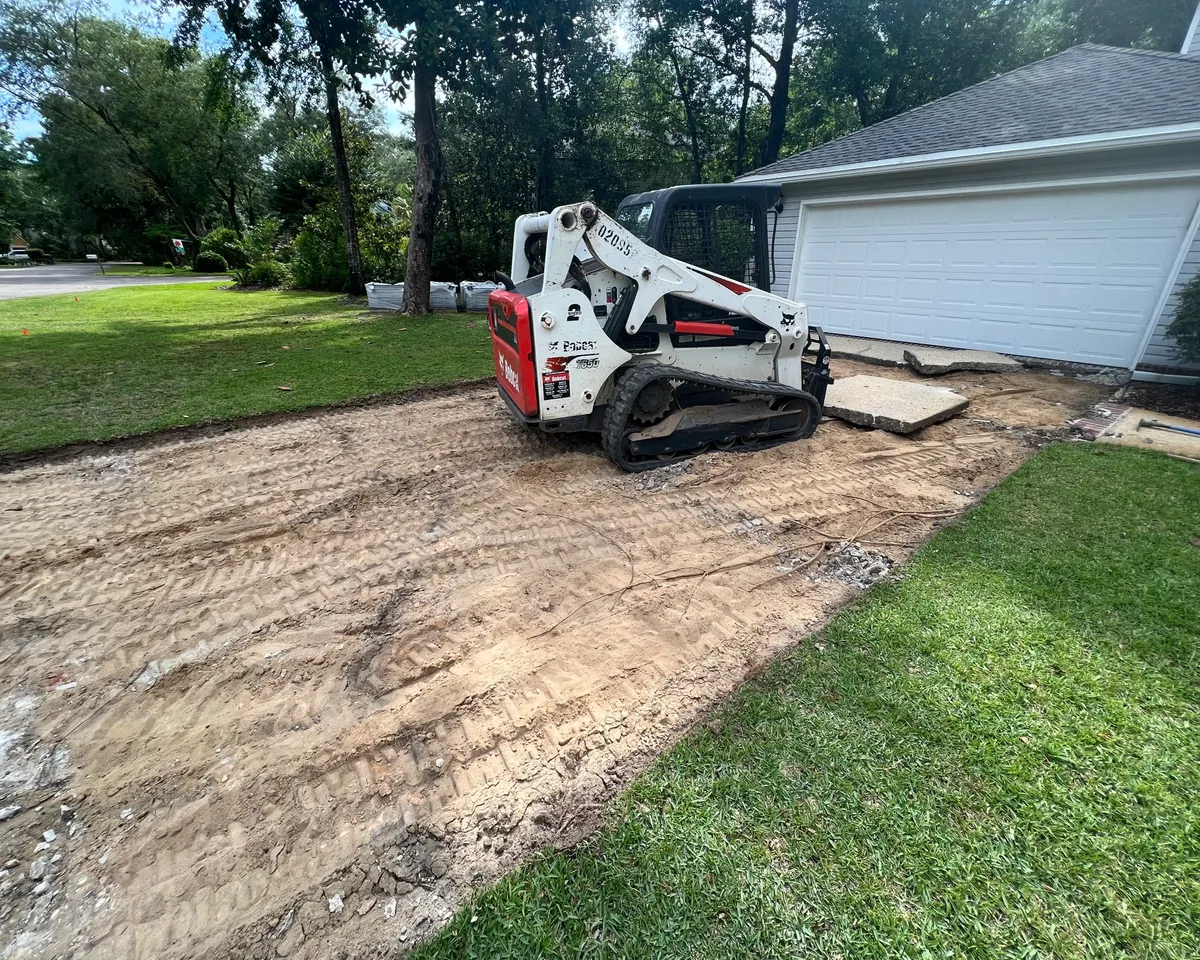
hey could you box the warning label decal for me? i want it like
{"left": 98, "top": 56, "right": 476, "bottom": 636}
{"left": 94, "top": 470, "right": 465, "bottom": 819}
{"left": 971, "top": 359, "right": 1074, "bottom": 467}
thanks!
{"left": 541, "top": 371, "right": 570, "bottom": 400}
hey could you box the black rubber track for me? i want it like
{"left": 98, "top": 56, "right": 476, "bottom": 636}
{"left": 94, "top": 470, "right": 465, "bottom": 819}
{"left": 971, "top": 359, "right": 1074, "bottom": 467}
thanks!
{"left": 602, "top": 363, "right": 822, "bottom": 473}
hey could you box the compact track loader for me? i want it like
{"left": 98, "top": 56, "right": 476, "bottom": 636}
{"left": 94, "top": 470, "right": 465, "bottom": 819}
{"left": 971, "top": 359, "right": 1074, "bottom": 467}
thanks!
{"left": 488, "top": 184, "right": 832, "bottom": 472}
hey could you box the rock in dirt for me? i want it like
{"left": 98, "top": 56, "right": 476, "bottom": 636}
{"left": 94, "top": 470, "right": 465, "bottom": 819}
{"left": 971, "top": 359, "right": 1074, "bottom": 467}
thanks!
{"left": 824, "top": 375, "right": 968, "bottom": 434}
{"left": 0, "top": 806, "right": 20, "bottom": 822}
{"left": 28, "top": 858, "right": 49, "bottom": 881}
{"left": 817, "top": 543, "right": 892, "bottom": 589}
{"left": 275, "top": 923, "right": 305, "bottom": 957}
{"left": 903, "top": 346, "right": 1023, "bottom": 376}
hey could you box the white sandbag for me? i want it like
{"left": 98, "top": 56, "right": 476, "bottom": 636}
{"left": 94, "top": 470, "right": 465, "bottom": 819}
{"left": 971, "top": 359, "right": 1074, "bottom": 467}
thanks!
{"left": 429, "top": 281, "right": 459, "bottom": 312}
{"left": 367, "top": 281, "right": 458, "bottom": 312}
{"left": 459, "top": 280, "right": 500, "bottom": 311}
{"left": 366, "top": 282, "right": 404, "bottom": 310}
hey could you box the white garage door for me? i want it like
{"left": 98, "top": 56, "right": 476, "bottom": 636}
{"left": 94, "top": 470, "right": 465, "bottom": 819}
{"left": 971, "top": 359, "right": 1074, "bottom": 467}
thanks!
{"left": 794, "top": 182, "right": 1200, "bottom": 366}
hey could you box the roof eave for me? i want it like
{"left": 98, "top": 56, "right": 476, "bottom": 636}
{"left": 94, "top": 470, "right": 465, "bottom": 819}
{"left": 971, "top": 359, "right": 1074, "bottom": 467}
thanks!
{"left": 736, "top": 121, "right": 1200, "bottom": 185}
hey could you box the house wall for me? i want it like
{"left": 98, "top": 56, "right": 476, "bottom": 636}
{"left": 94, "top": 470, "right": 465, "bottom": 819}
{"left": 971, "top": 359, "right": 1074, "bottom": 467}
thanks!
{"left": 767, "top": 141, "right": 1200, "bottom": 370}
{"left": 769, "top": 202, "right": 800, "bottom": 297}
{"left": 1141, "top": 216, "right": 1200, "bottom": 373}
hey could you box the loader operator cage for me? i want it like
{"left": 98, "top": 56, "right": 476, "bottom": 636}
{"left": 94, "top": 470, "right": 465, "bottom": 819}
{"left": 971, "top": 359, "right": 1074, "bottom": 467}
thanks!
{"left": 615, "top": 183, "right": 785, "bottom": 327}
{"left": 615, "top": 183, "right": 783, "bottom": 293}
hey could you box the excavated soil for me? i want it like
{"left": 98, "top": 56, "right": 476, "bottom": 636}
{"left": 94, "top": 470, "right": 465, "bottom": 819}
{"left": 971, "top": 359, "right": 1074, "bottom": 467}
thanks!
{"left": 0, "top": 360, "right": 1107, "bottom": 959}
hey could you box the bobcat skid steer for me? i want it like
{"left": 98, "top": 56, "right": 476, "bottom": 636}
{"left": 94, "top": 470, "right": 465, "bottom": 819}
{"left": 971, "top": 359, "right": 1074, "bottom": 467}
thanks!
{"left": 488, "top": 184, "right": 832, "bottom": 472}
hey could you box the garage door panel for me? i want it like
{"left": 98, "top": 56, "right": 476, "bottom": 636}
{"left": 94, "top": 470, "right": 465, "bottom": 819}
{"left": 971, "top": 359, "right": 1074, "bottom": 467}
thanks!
{"left": 1077, "top": 328, "right": 1141, "bottom": 363}
{"left": 892, "top": 313, "right": 930, "bottom": 338}
{"left": 831, "top": 275, "right": 861, "bottom": 297}
{"left": 865, "top": 276, "right": 898, "bottom": 299}
{"left": 986, "top": 279, "right": 1037, "bottom": 309}
{"left": 947, "top": 240, "right": 993, "bottom": 267}
{"left": 837, "top": 240, "right": 869, "bottom": 264}
{"left": 1048, "top": 240, "right": 1105, "bottom": 269}
{"left": 1095, "top": 281, "right": 1164, "bottom": 313}
{"left": 795, "top": 182, "right": 1199, "bottom": 365}
{"left": 1109, "top": 239, "right": 1182, "bottom": 273}
{"left": 932, "top": 314, "right": 972, "bottom": 342}
{"left": 941, "top": 278, "right": 986, "bottom": 305}
{"left": 909, "top": 240, "right": 948, "bottom": 266}
{"left": 994, "top": 239, "right": 1043, "bottom": 268}
{"left": 1032, "top": 281, "right": 1090, "bottom": 313}
{"left": 803, "top": 240, "right": 836, "bottom": 266}
{"left": 900, "top": 277, "right": 938, "bottom": 303}
{"left": 1024, "top": 322, "right": 1080, "bottom": 353}
{"left": 871, "top": 240, "right": 905, "bottom": 266}
{"left": 857, "top": 309, "right": 891, "bottom": 335}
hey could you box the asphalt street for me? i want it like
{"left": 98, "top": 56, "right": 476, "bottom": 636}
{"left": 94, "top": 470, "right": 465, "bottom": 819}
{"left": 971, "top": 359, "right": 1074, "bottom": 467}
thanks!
{"left": 0, "top": 262, "right": 228, "bottom": 300}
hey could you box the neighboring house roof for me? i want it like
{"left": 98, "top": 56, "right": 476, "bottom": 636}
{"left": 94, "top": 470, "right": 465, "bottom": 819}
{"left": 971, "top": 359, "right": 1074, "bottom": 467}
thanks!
{"left": 741, "top": 44, "right": 1200, "bottom": 181}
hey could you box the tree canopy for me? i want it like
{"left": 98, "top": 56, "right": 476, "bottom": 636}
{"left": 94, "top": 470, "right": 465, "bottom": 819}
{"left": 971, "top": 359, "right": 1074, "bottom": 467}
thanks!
{"left": 0, "top": 0, "right": 1193, "bottom": 294}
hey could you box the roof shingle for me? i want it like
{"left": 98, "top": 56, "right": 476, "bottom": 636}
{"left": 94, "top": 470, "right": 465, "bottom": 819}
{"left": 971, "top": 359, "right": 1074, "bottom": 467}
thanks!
{"left": 741, "top": 45, "right": 1200, "bottom": 179}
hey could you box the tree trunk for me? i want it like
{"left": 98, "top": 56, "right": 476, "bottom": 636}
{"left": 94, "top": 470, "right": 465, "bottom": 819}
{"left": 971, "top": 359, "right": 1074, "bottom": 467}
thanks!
{"left": 852, "top": 78, "right": 872, "bottom": 128}
{"left": 402, "top": 61, "right": 443, "bottom": 315}
{"left": 668, "top": 50, "right": 703, "bottom": 183}
{"left": 533, "top": 27, "right": 553, "bottom": 210}
{"left": 733, "top": 8, "right": 753, "bottom": 175}
{"left": 319, "top": 46, "right": 366, "bottom": 296}
{"left": 224, "top": 180, "right": 243, "bottom": 237}
{"left": 760, "top": 0, "right": 799, "bottom": 167}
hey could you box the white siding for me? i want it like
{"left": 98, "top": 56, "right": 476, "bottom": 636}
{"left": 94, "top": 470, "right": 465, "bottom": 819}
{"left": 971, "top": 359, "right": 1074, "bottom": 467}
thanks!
{"left": 769, "top": 201, "right": 800, "bottom": 297}
{"left": 1140, "top": 217, "right": 1200, "bottom": 372}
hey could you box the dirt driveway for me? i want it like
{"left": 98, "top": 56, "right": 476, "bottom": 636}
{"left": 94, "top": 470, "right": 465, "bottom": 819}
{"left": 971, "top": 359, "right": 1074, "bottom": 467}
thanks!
{"left": 0, "top": 361, "right": 1107, "bottom": 959}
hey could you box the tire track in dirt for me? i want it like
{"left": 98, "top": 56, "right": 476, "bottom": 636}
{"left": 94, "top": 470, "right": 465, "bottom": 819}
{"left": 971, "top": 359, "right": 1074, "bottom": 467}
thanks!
{"left": 0, "top": 368, "right": 1109, "bottom": 959}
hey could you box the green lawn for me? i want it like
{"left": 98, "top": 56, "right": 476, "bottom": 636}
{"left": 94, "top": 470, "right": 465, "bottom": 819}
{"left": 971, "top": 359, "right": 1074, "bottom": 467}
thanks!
{"left": 0, "top": 283, "right": 493, "bottom": 453}
{"left": 417, "top": 445, "right": 1200, "bottom": 960}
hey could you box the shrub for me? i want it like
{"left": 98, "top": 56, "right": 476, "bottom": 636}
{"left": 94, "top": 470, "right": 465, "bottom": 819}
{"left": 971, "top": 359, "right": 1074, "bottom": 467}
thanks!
{"left": 1166, "top": 273, "right": 1200, "bottom": 365}
{"left": 199, "top": 227, "right": 247, "bottom": 269}
{"left": 290, "top": 206, "right": 349, "bottom": 291}
{"left": 242, "top": 218, "right": 285, "bottom": 264}
{"left": 25, "top": 248, "right": 45, "bottom": 261}
{"left": 161, "top": 261, "right": 175, "bottom": 270}
{"left": 235, "top": 258, "right": 290, "bottom": 288}
{"left": 193, "top": 251, "right": 229, "bottom": 273}
{"left": 289, "top": 202, "right": 408, "bottom": 292}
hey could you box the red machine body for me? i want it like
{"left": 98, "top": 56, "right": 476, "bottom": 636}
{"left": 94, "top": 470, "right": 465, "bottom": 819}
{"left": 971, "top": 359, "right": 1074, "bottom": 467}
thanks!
{"left": 488, "top": 290, "right": 539, "bottom": 418}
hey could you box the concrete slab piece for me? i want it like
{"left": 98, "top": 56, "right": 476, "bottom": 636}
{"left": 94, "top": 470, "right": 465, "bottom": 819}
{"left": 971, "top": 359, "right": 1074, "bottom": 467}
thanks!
{"left": 824, "top": 375, "right": 969, "bottom": 434}
{"left": 827, "top": 335, "right": 910, "bottom": 367}
{"left": 903, "top": 346, "right": 1023, "bottom": 375}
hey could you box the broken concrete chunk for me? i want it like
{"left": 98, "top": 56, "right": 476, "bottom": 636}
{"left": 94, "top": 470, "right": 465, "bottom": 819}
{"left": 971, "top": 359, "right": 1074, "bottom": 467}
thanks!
{"left": 903, "top": 346, "right": 1023, "bottom": 375}
{"left": 827, "top": 334, "right": 910, "bottom": 367}
{"left": 824, "top": 375, "right": 968, "bottom": 434}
